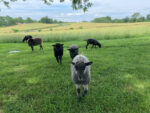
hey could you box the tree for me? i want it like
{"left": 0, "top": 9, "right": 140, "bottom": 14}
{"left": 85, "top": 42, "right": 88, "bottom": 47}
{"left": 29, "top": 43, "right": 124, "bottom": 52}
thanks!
{"left": 146, "top": 14, "right": 150, "bottom": 21}
{"left": 137, "top": 17, "right": 145, "bottom": 22}
{"left": 15, "top": 17, "right": 24, "bottom": 24}
{"left": 131, "top": 12, "right": 141, "bottom": 22}
{"left": 92, "top": 16, "right": 112, "bottom": 23}
{"left": 0, "top": 16, "right": 6, "bottom": 26}
{"left": 132, "top": 12, "right": 141, "bottom": 19}
{"left": 40, "top": 16, "right": 50, "bottom": 23}
{"left": 5, "top": 16, "right": 16, "bottom": 25}
{"left": 0, "top": 0, "right": 92, "bottom": 12}
{"left": 122, "top": 17, "right": 129, "bottom": 23}
{"left": 112, "top": 19, "right": 123, "bottom": 23}
{"left": 25, "top": 17, "right": 34, "bottom": 23}
{"left": 39, "top": 16, "right": 61, "bottom": 24}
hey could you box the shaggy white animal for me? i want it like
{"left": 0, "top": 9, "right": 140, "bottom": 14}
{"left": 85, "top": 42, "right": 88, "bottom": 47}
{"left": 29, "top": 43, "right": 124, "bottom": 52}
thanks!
{"left": 71, "top": 54, "right": 93, "bottom": 101}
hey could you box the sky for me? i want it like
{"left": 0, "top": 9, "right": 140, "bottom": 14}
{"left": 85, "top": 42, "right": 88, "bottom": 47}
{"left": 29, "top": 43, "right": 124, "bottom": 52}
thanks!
{"left": 0, "top": 0, "right": 150, "bottom": 22}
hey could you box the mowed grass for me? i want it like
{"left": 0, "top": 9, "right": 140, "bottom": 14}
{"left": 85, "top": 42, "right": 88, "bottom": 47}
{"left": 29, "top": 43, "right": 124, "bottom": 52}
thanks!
{"left": 0, "top": 35, "right": 150, "bottom": 113}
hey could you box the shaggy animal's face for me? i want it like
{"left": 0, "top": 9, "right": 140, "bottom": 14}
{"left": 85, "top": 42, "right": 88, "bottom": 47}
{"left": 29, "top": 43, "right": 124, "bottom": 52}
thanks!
{"left": 69, "top": 49, "right": 78, "bottom": 53}
{"left": 72, "top": 61, "right": 93, "bottom": 74}
{"left": 53, "top": 43, "right": 64, "bottom": 50}
{"left": 75, "top": 62, "right": 86, "bottom": 73}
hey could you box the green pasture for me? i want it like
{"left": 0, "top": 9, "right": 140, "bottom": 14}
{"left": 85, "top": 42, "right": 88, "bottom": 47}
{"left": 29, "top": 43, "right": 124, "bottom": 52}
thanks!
{"left": 0, "top": 33, "right": 150, "bottom": 113}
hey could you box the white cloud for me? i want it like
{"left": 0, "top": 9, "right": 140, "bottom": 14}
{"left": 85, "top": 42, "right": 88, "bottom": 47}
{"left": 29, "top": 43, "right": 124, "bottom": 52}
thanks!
{"left": 66, "top": 12, "right": 84, "bottom": 16}
{"left": 0, "top": 0, "right": 150, "bottom": 21}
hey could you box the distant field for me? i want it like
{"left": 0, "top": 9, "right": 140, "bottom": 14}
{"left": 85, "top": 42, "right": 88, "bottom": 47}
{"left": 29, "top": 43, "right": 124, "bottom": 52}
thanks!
{"left": 0, "top": 22, "right": 150, "bottom": 43}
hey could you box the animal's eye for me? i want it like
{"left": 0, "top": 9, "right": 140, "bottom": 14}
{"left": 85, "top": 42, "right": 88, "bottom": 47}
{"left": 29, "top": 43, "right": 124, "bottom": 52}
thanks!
{"left": 75, "top": 66, "right": 78, "bottom": 69}
{"left": 81, "top": 67, "right": 85, "bottom": 70}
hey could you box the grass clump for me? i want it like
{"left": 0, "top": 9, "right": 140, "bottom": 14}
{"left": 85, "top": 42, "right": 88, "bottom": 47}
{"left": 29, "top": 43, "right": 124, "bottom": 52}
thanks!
{"left": 38, "top": 29, "right": 42, "bottom": 32}
{"left": 70, "top": 27, "right": 74, "bottom": 30}
{"left": 79, "top": 26, "right": 83, "bottom": 29}
{"left": 49, "top": 28, "right": 53, "bottom": 31}
{"left": 12, "top": 29, "right": 19, "bottom": 33}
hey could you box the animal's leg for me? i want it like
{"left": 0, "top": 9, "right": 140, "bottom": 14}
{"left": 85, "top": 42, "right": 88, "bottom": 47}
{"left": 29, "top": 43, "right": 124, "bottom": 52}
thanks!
{"left": 92, "top": 44, "right": 94, "bottom": 48}
{"left": 55, "top": 56, "right": 59, "bottom": 63}
{"left": 40, "top": 45, "right": 43, "bottom": 50}
{"left": 83, "top": 84, "right": 88, "bottom": 97}
{"left": 86, "top": 43, "right": 89, "bottom": 49}
{"left": 31, "top": 46, "right": 34, "bottom": 51}
{"left": 76, "top": 84, "right": 81, "bottom": 101}
{"left": 59, "top": 56, "right": 62, "bottom": 64}
{"left": 95, "top": 45, "right": 96, "bottom": 48}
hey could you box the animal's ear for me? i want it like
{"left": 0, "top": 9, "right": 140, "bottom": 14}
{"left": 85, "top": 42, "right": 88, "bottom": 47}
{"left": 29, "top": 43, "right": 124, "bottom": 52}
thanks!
{"left": 71, "top": 62, "right": 75, "bottom": 65}
{"left": 61, "top": 44, "right": 64, "bottom": 46}
{"left": 30, "top": 39, "right": 34, "bottom": 42}
{"left": 29, "top": 36, "right": 32, "bottom": 38}
{"left": 52, "top": 44, "right": 56, "bottom": 47}
{"left": 85, "top": 61, "right": 93, "bottom": 66}
{"left": 68, "top": 48, "right": 70, "bottom": 51}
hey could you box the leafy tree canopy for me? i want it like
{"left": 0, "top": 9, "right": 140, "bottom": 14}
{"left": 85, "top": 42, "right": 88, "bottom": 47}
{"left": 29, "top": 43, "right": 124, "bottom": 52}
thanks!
{"left": 131, "top": 12, "right": 141, "bottom": 19}
{"left": 0, "top": 0, "right": 92, "bottom": 12}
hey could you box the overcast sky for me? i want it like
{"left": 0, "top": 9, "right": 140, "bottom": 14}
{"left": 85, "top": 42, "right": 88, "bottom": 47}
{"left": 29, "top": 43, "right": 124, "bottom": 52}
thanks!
{"left": 0, "top": 0, "right": 150, "bottom": 22}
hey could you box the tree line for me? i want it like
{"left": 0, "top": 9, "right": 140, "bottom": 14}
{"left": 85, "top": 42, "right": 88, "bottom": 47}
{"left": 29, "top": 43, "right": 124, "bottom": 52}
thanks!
{"left": 0, "top": 16, "right": 63, "bottom": 26}
{"left": 92, "top": 13, "right": 150, "bottom": 23}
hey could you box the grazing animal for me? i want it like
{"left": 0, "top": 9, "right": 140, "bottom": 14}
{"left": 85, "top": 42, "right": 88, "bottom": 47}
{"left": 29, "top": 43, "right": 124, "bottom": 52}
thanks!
{"left": 22, "top": 35, "right": 43, "bottom": 51}
{"left": 52, "top": 43, "right": 64, "bottom": 64}
{"left": 71, "top": 54, "right": 93, "bottom": 101}
{"left": 68, "top": 44, "right": 79, "bottom": 59}
{"left": 86, "top": 38, "right": 101, "bottom": 49}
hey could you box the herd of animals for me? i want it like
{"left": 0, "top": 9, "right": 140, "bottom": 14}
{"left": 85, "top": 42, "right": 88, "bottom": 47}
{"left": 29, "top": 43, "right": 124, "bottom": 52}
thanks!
{"left": 22, "top": 35, "right": 102, "bottom": 101}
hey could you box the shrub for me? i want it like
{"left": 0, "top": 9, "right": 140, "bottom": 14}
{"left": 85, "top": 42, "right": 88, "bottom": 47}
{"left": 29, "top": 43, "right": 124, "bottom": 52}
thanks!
{"left": 12, "top": 29, "right": 19, "bottom": 33}
{"left": 79, "top": 26, "right": 83, "bottom": 29}
{"left": 38, "top": 29, "right": 42, "bottom": 32}
{"left": 50, "top": 28, "right": 53, "bottom": 31}
{"left": 70, "top": 27, "right": 74, "bottom": 30}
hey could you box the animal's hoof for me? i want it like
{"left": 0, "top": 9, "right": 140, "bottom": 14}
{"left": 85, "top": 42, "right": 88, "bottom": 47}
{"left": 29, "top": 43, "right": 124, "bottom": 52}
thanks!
{"left": 82, "top": 94, "right": 86, "bottom": 97}
{"left": 77, "top": 97, "right": 81, "bottom": 102}
{"left": 83, "top": 90, "right": 88, "bottom": 97}
{"left": 82, "top": 93, "right": 87, "bottom": 97}
{"left": 78, "top": 98, "right": 81, "bottom": 102}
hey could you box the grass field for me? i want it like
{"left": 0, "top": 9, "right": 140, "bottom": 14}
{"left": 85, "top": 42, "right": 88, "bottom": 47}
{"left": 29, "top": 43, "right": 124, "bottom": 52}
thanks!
{"left": 0, "top": 23, "right": 150, "bottom": 113}
{"left": 1, "top": 22, "right": 150, "bottom": 43}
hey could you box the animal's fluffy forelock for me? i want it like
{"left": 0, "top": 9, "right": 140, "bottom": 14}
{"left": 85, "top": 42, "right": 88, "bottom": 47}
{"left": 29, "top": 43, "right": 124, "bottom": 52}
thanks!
{"left": 75, "top": 61, "right": 85, "bottom": 67}
{"left": 54, "top": 43, "right": 63, "bottom": 48}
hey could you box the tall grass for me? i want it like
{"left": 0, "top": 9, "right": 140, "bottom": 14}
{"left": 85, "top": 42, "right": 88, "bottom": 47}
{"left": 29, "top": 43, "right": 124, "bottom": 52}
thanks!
{"left": 0, "top": 22, "right": 150, "bottom": 43}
